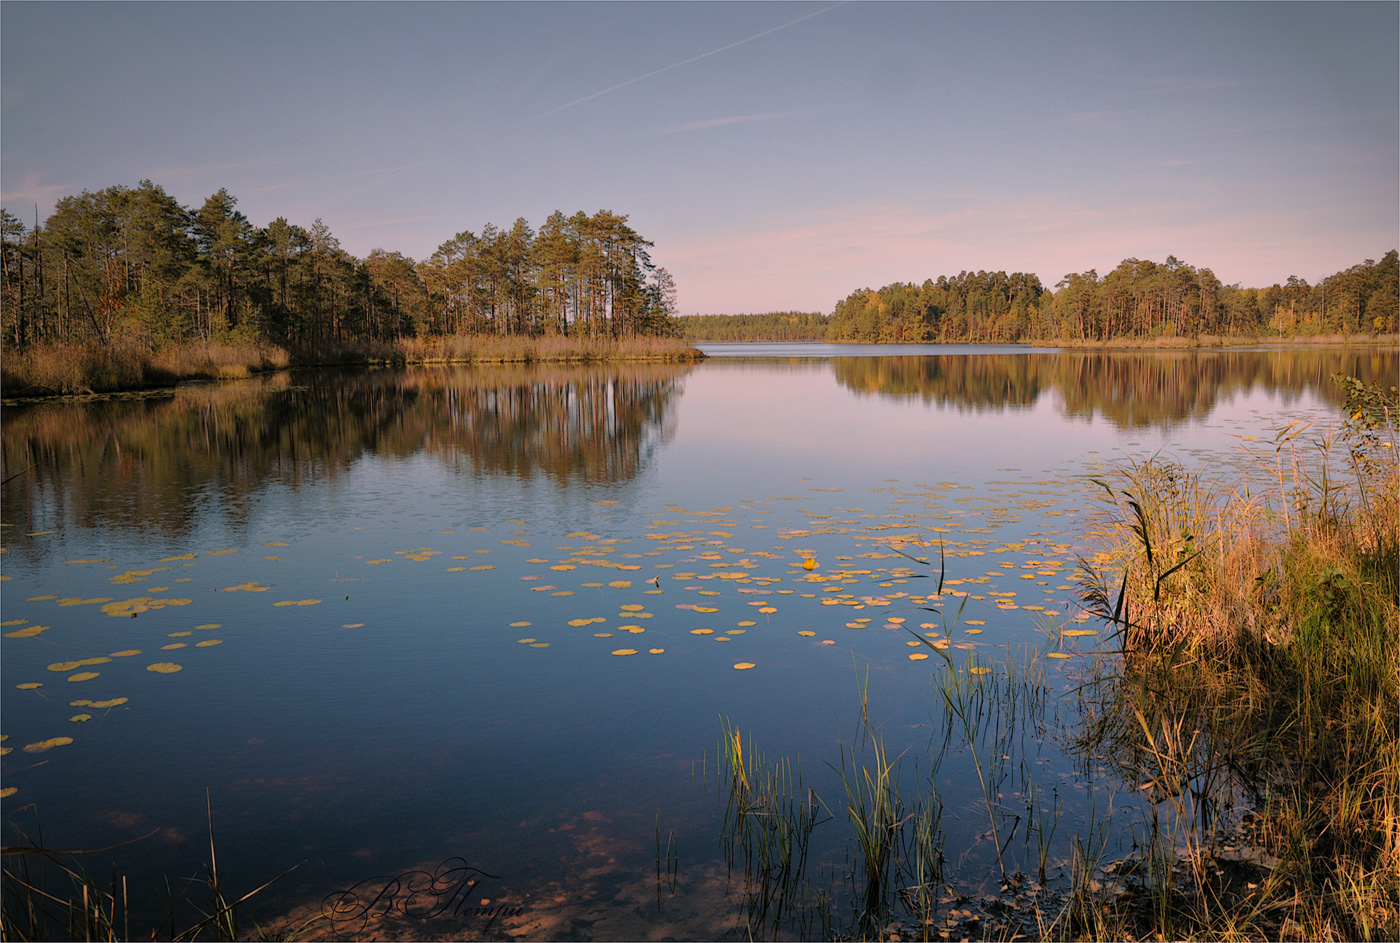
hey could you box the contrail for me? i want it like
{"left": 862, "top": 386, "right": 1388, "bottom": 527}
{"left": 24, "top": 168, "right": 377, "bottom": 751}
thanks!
{"left": 513, "top": 2, "right": 845, "bottom": 129}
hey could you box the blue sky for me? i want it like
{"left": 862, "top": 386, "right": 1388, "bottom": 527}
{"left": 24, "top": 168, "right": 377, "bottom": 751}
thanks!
{"left": 3, "top": 1, "right": 1396, "bottom": 313}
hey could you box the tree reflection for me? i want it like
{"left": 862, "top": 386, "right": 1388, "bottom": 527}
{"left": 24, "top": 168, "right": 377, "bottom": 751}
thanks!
{"left": 1, "top": 363, "right": 689, "bottom": 539}
{"left": 831, "top": 348, "right": 1396, "bottom": 427}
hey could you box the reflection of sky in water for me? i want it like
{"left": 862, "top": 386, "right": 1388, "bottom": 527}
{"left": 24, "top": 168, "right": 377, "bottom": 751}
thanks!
{"left": 0, "top": 349, "right": 1390, "bottom": 938}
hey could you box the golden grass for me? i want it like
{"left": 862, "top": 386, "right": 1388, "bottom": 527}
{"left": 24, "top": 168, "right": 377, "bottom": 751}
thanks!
{"left": 390, "top": 333, "right": 704, "bottom": 364}
{"left": 1, "top": 340, "right": 289, "bottom": 396}
{"left": 1073, "top": 380, "right": 1399, "bottom": 941}
{"left": 1, "top": 334, "right": 702, "bottom": 397}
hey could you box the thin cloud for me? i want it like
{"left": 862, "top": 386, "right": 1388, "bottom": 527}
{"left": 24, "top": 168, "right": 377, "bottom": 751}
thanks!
{"left": 313, "top": 159, "right": 448, "bottom": 216}
{"left": 513, "top": 3, "right": 845, "bottom": 129}
{"left": 0, "top": 173, "right": 75, "bottom": 207}
{"left": 661, "top": 108, "right": 815, "bottom": 134}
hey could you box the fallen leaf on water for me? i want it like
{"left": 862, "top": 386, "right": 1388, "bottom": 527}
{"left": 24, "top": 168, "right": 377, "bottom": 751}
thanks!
{"left": 23, "top": 737, "right": 73, "bottom": 753}
{"left": 48, "top": 658, "right": 110, "bottom": 672}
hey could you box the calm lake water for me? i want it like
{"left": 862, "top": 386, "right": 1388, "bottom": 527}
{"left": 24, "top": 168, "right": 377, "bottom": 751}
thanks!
{"left": 1, "top": 344, "right": 1393, "bottom": 939}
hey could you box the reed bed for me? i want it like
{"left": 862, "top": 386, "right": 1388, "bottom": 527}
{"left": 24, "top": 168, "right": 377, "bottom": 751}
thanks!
{"left": 2, "top": 334, "right": 703, "bottom": 397}
{"left": 1070, "top": 374, "right": 1399, "bottom": 941}
{"left": 391, "top": 333, "right": 703, "bottom": 364}
{"left": 0, "top": 340, "right": 290, "bottom": 396}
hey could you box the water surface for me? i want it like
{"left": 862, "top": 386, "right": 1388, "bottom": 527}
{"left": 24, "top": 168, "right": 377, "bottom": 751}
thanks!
{"left": 1, "top": 346, "right": 1390, "bottom": 939}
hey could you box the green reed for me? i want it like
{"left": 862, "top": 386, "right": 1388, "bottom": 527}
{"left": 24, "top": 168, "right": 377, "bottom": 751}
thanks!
{"left": 1067, "top": 375, "right": 1399, "bottom": 941}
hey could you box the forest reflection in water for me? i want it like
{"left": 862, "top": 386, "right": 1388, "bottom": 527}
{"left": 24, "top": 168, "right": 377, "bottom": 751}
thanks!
{"left": 831, "top": 347, "right": 1395, "bottom": 426}
{"left": 0, "top": 362, "right": 688, "bottom": 542}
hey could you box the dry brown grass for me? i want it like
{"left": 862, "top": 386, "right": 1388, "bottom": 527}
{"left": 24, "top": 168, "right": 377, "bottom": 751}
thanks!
{"left": 1, "top": 340, "right": 290, "bottom": 396}
{"left": 1073, "top": 384, "right": 1399, "bottom": 941}
{"left": 391, "top": 333, "right": 703, "bottom": 363}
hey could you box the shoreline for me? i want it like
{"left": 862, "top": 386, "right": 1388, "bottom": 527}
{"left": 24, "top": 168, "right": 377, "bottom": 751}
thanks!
{"left": 0, "top": 336, "right": 707, "bottom": 400}
{"left": 1030, "top": 332, "right": 1399, "bottom": 350}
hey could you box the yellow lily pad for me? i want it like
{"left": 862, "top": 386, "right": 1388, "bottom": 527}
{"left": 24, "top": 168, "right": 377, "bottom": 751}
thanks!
{"left": 146, "top": 663, "right": 182, "bottom": 674}
{"left": 23, "top": 737, "right": 73, "bottom": 753}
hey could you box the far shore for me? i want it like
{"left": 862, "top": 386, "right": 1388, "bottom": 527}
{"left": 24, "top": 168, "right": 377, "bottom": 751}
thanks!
{"left": 5, "top": 332, "right": 1395, "bottom": 400}
{"left": 1030, "top": 332, "right": 1399, "bottom": 350}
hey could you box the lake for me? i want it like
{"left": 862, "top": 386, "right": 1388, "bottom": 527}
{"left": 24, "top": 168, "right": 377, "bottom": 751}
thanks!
{"left": 1, "top": 344, "right": 1393, "bottom": 940}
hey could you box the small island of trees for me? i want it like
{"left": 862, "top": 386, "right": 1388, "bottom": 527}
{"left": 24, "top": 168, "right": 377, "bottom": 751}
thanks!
{"left": 1, "top": 180, "right": 693, "bottom": 395}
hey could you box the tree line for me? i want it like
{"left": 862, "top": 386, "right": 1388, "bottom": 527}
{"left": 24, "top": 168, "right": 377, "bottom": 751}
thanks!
{"left": 827, "top": 253, "right": 1398, "bottom": 343}
{"left": 0, "top": 181, "right": 680, "bottom": 351}
{"left": 679, "top": 311, "right": 829, "bottom": 342}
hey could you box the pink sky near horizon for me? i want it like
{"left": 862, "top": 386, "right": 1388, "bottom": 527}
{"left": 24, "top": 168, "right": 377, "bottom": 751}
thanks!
{"left": 3, "top": 2, "right": 1395, "bottom": 313}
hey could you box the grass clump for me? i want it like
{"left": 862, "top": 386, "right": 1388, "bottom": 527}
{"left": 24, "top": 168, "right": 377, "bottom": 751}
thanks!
{"left": 2, "top": 334, "right": 702, "bottom": 397}
{"left": 1, "top": 340, "right": 290, "bottom": 397}
{"left": 1073, "top": 374, "right": 1399, "bottom": 941}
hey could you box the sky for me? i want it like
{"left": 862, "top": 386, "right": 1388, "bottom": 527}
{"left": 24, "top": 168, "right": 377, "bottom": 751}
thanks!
{"left": 2, "top": 1, "right": 1396, "bottom": 314}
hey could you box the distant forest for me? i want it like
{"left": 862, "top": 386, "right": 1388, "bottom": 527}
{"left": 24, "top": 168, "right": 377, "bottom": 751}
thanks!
{"left": 681, "top": 253, "right": 1398, "bottom": 343}
{"left": 3, "top": 180, "right": 1395, "bottom": 353}
{"left": 679, "top": 312, "right": 829, "bottom": 342}
{"left": 0, "top": 181, "right": 679, "bottom": 351}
